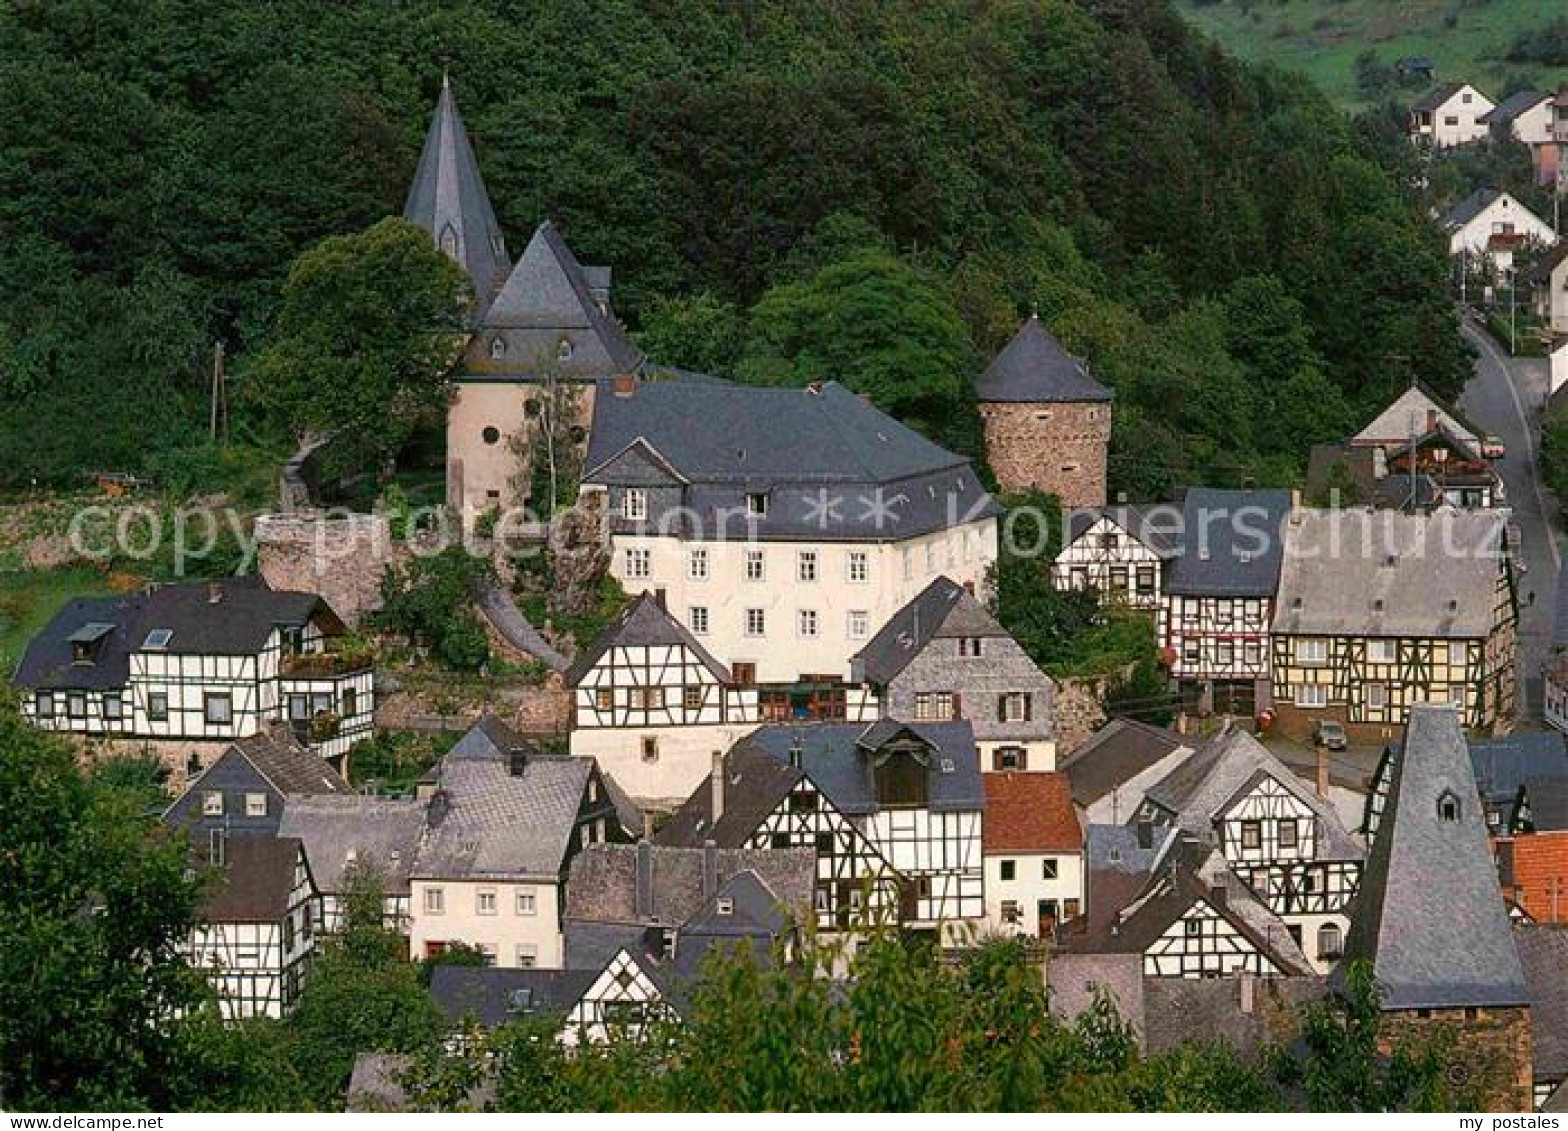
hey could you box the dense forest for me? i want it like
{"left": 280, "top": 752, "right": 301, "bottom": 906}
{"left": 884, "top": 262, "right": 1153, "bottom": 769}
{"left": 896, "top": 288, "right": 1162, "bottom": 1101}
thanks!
{"left": 0, "top": 0, "right": 1468, "bottom": 497}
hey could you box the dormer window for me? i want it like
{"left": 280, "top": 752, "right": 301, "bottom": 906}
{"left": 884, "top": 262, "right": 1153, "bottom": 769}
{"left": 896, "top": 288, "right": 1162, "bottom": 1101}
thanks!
{"left": 557, "top": 339, "right": 573, "bottom": 361}
{"left": 489, "top": 336, "right": 506, "bottom": 360}
{"left": 873, "top": 747, "right": 930, "bottom": 809}
{"left": 716, "top": 897, "right": 734, "bottom": 916}
{"left": 622, "top": 488, "right": 648, "bottom": 521}
{"left": 746, "top": 492, "right": 769, "bottom": 517}
{"left": 1438, "top": 790, "right": 1461, "bottom": 823}
{"left": 439, "top": 224, "right": 459, "bottom": 258}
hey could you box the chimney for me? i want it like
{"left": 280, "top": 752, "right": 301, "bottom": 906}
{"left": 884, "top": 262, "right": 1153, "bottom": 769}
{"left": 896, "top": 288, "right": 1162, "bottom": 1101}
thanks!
{"left": 710, "top": 750, "right": 725, "bottom": 823}
{"left": 635, "top": 840, "right": 653, "bottom": 921}
{"left": 207, "top": 581, "right": 223, "bottom": 605}
{"left": 1136, "top": 821, "right": 1153, "bottom": 850}
{"left": 654, "top": 588, "right": 667, "bottom": 612}
{"left": 611, "top": 374, "right": 636, "bottom": 398}
{"left": 702, "top": 840, "right": 718, "bottom": 899}
{"left": 1239, "top": 971, "right": 1256, "bottom": 1015}
{"left": 1316, "top": 743, "right": 1330, "bottom": 800}
{"left": 1209, "top": 883, "right": 1227, "bottom": 909}
{"left": 507, "top": 746, "right": 528, "bottom": 777}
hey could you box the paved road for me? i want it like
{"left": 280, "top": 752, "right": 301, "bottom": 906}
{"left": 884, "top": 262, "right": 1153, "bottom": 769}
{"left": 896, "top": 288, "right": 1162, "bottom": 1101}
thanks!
{"left": 1457, "top": 315, "right": 1563, "bottom": 721}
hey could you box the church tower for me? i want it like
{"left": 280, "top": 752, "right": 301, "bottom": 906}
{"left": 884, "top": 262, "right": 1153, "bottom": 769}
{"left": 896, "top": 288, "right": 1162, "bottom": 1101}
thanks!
{"left": 976, "top": 315, "right": 1112, "bottom": 507}
{"left": 404, "top": 74, "right": 510, "bottom": 313}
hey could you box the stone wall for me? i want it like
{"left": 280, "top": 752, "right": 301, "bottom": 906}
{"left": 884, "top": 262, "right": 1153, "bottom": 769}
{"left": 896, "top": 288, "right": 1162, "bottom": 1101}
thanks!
{"left": 981, "top": 400, "right": 1110, "bottom": 507}
{"left": 1381, "top": 1005, "right": 1533, "bottom": 1112}
{"left": 1054, "top": 669, "right": 1128, "bottom": 758}
{"left": 255, "top": 512, "right": 397, "bottom": 627}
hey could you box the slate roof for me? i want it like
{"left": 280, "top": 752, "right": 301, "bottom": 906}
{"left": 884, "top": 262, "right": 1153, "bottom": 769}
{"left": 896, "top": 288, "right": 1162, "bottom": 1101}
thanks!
{"left": 1060, "top": 719, "right": 1190, "bottom": 808}
{"left": 1531, "top": 243, "right": 1568, "bottom": 288}
{"left": 975, "top": 315, "right": 1113, "bottom": 404}
{"left": 1080, "top": 822, "right": 1182, "bottom": 930}
{"left": 564, "top": 841, "right": 815, "bottom": 930}
{"left": 1519, "top": 925, "right": 1568, "bottom": 1084}
{"left": 584, "top": 378, "right": 996, "bottom": 541}
{"left": 983, "top": 772, "right": 1082, "bottom": 854}
{"left": 1479, "top": 90, "right": 1549, "bottom": 125}
{"left": 850, "top": 575, "right": 1013, "bottom": 685}
{"left": 1063, "top": 504, "right": 1185, "bottom": 556}
{"left": 14, "top": 578, "right": 334, "bottom": 691}
{"left": 1442, "top": 187, "right": 1505, "bottom": 232}
{"left": 1163, "top": 488, "right": 1292, "bottom": 598}
{"left": 414, "top": 719, "right": 592, "bottom": 882}
{"left": 403, "top": 75, "right": 509, "bottom": 309}
{"left": 657, "top": 721, "right": 986, "bottom": 850}
{"left": 196, "top": 836, "right": 304, "bottom": 923}
{"left": 1143, "top": 976, "right": 1328, "bottom": 1060}
{"left": 1411, "top": 81, "right": 1471, "bottom": 114}
{"left": 277, "top": 794, "right": 426, "bottom": 896}
{"left": 215, "top": 727, "right": 350, "bottom": 796}
{"left": 1521, "top": 778, "right": 1568, "bottom": 832}
{"left": 1471, "top": 731, "right": 1568, "bottom": 813}
{"left": 1555, "top": 566, "right": 1568, "bottom": 650}
{"left": 1305, "top": 443, "right": 1445, "bottom": 511}
{"left": 1272, "top": 508, "right": 1507, "bottom": 639}
{"left": 429, "top": 965, "right": 597, "bottom": 1028}
{"left": 1341, "top": 705, "right": 1529, "bottom": 1010}
{"left": 564, "top": 592, "right": 730, "bottom": 687}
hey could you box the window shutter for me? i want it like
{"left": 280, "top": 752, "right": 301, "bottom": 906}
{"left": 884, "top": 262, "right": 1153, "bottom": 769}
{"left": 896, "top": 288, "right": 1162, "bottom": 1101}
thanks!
{"left": 992, "top": 749, "right": 1004, "bottom": 772}
{"left": 997, "top": 694, "right": 1007, "bottom": 721}
{"left": 1023, "top": 694, "right": 1033, "bottom": 722}
{"left": 1018, "top": 747, "right": 1029, "bottom": 771}
{"left": 951, "top": 691, "right": 963, "bottom": 719}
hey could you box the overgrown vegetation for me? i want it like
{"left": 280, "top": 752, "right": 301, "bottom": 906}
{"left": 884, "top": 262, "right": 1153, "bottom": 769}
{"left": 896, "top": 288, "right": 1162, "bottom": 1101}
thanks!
{"left": 374, "top": 547, "right": 495, "bottom": 672}
{"left": 347, "top": 730, "right": 458, "bottom": 795}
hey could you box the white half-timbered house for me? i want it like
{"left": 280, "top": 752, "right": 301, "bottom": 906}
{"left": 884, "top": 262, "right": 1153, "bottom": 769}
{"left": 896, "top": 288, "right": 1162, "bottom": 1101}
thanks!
{"left": 1160, "top": 488, "right": 1291, "bottom": 720}
{"left": 187, "top": 835, "right": 318, "bottom": 1021}
{"left": 277, "top": 793, "right": 424, "bottom": 936}
{"left": 852, "top": 576, "right": 1057, "bottom": 772}
{"left": 1132, "top": 726, "right": 1363, "bottom": 972}
{"left": 14, "top": 577, "right": 373, "bottom": 761}
{"left": 1059, "top": 834, "right": 1314, "bottom": 979}
{"left": 657, "top": 719, "right": 987, "bottom": 943}
{"left": 1051, "top": 505, "right": 1181, "bottom": 615}
{"left": 1271, "top": 508, "right": 1517, "bottom": 740}
{"left": 567, "top": 592, "right": 773, "bottom": 805}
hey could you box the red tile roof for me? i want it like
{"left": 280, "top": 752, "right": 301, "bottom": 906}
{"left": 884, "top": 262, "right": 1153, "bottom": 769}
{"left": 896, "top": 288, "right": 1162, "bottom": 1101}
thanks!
{"left": 983, "top": 772, "right": 1083, "bottom": 855}
{"left": 1499, "top": 832, "right": 1568, "bottom": 924}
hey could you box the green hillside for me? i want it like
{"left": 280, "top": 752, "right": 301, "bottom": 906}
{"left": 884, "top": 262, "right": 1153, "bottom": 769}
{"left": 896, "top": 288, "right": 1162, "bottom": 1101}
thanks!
{"left": 1180, "top": 0, "right": 1565, "bottom": 108}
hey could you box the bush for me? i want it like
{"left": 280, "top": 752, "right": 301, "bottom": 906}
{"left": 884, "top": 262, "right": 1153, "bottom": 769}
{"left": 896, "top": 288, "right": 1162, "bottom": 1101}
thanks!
{"left": 374, "top": 547, "right": 495, "bottom": 672}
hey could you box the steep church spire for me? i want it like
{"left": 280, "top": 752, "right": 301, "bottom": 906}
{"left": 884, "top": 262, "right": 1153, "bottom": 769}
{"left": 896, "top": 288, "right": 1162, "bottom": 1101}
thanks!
{"left": 403, "top": 74, "right": 509, "bottom": 311}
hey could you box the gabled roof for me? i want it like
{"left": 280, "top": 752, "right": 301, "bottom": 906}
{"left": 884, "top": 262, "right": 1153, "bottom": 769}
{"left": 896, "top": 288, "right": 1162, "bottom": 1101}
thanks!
{"left": 983, "top": 772, "right": 1082, "bottom": 854}
{"left": 277, "top": 794, "right": 426, "bottom": 896}
{"left": 976, "top": 315, "right": 1113, "bottom": 404}
{"left": 1517, "top": 925, "right": 1568, "bottom": 1084}
{"left": 564, "top": 592, "right": 729, "bottom": 687}
{"left": 1530, "top": 242, "right": 1568, "bottom": 287}
{"left": 1470, "top": 731, "right": 1568, "bottom": 809}
{"left": 480, "top": 221, "right": 642, "bottom": 372}
{"left": 1141, "top": 726, "right": 1363, "bottom": 862}
{"left": 1442, "top": 187, "right": 1507, "bottom": 232}
{"left": 1063, "top": 504, "right": 1185, "bottom": 557}
{"left": 564, "top": 842, "right": 815, "bottom": 930}
{"left": 413, "top": 717, "right": 597, "bottom": 882}
{"left": 1272, "top": 507, "right": 1507, "bottom": 639}
{"left": 1520, "top": 777, "right": 1568, "bottom": 833}
{"left": 1060, "top": 719, "right": 1190, "bottom": 808}
{"left": 1341, "top": 706, "right": 1528, "bottom": 1010}
{"left": 584, "top": 378, "right": 996, "bottom": 541}
{"left": 1411, "top": 81, "right": 1476, "bottom": 114}
{"left": 1163, "top": 488, "right": 1292, "bottom": 598}
{"left": 196, "top": 836, "right": 306, "bottom": 924}
{"left": 1352, "top": 382, "right": 1485, "bottom": 448}
{"left": 14, "top": 578, "right": 336, "bottom": 691}
{"left": 1305, "top": 443, "right": 1446, "bottom": 512}
{"left": 850, "top": 575, "right": 1018, "bottom": 685}
{"left": 429, "top": 964, "right": 597, "bottom": 1028}
{"left": 403, "top": 74, "right": 509, "bottom": 308}
{"left": 1479, "top": 90, "right": 1550, "bottom": 125}
{"left": 175, "top": 729, "right": 350, "bottom": 814}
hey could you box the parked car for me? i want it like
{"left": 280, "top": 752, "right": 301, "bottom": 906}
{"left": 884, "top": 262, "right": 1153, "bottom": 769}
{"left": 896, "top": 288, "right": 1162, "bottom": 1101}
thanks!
{"left": 1483, "top": 436, "right": 1507, "bottom": 460}
{"left": 1314, "top": 720, "right": 1348, "bottom": 752}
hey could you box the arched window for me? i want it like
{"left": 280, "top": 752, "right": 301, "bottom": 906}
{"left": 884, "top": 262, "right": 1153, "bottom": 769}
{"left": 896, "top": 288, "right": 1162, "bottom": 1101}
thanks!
{"left": 439, "top": 224, "right": 459, "bottom": 258}
{"left": 1437, "top": 789, "right": 1461, "bottom": 823}
{"left": 1317, "top": 923, "right": 1343, "bottom": 961}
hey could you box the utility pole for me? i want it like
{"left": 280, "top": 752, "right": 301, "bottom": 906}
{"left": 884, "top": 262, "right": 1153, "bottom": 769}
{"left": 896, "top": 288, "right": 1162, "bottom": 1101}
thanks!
{"left": 1509, "top": 267, "right": 1518, "bottom": 356}
{"left": 209, "top": 341, "right": 227, "bottom": 444}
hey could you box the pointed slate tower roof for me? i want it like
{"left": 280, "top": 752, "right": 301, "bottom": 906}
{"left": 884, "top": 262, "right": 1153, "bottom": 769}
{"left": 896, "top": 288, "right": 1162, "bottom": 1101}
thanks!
{"left": 476, "top": 220, "right": 643, "bottom": 375}
{"left": 976, "top": 315, "right": 1112, "bottom": 404}
{"left": 403, "top": 74, "right": 510, "bottom": 309}
{"left": 1341, "top": 705, "right": 1528, "bottom": 1010}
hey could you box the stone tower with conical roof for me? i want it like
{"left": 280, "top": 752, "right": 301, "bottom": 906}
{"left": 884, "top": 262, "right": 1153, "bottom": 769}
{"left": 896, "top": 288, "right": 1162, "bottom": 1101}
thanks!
{"left": 976, "top": 315, "right": 1112, "bottom": 507}
{"left": 403, "top": 73, "right": 510, "bottom": 313}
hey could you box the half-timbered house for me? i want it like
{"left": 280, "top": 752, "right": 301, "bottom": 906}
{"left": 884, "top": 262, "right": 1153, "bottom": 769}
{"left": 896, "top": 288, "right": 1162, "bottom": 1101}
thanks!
{"left": 15, "top": 577, "right": 373, "bottom": 761}
{"left": 1133, "top": 726, "right": 1363, "bottom": 972}
{"left": 1270, "top": 508, "right": 1517, "bottom": 739}
{"left": 851, "top": 576, "right": 1057, "bottom": 772}
{"left": 1059, "top": 834, "right": 1313, "bottom": 979}
{"left": 567, "top": 592, "right": 771, "bottom": 805}
{"left": 164, "top": 725, "right": 351, "bottom": 840}
{"left": 1051, "top": 504, "right": 1182, "bottom": 615}
{"left": 982, "top": 772, "right": 1084, "bottom": 938}
{"left": 657, "top": 720, "right": 987, "bottom": 943}
{"left": 277, "top": 792, "right": 424, "bottom": 936}
{"left": 1161, "top": 488, "right": 1291, "bottom": 720}
{"left": 187, "top": 835, "right": 318, "bottom": 1021}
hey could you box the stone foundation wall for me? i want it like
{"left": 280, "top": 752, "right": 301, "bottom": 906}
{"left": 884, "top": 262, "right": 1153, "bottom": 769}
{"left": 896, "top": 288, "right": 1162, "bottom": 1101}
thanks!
{"left": 65, "top": 734, "right": 230, "bottom": 794}
{"left": 981, "top": 401, "right": 1110, "bottom": 507}
{"left": 1381, "top": 1005, "right": 1533, "bottom": 1112}
{"left": 255, "top": 512, "right": 397, "bottom": 627}
{"left": 1054, "top": 667, "right": 1136, "bottom": 758}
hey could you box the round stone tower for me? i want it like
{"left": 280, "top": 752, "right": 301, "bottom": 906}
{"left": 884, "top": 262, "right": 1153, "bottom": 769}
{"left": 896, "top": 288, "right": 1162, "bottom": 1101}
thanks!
{"left": 977, "top": 314, "right": 1112, "bottom": 508}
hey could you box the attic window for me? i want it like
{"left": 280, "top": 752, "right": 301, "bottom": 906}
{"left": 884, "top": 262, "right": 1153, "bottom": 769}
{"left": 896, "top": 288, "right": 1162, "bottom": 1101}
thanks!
{"left": 489, "top": 336, "right": 506, "bottom": 360}
{"left": 716, "top": 897, "right": 734, "bottom": 916}
{"left": 557, "top": 339, "right": 573, "bottom": 361}
{"left": 746, "top": 492, "right": 769, "bottom": 517}
{"left": 143, "top": 628, "right": 173, "bottom": 650}
{"left": 1437, "top": 790, "right": 1461, "bottom": 823}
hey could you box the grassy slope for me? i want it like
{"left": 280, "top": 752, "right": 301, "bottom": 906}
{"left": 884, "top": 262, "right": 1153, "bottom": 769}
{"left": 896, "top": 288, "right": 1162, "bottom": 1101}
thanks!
{"left": 0, "top": 568, "right": 114, "bottom": 675}
{"left": 1180, "top": 0, "right": 1562, "bottom": 108}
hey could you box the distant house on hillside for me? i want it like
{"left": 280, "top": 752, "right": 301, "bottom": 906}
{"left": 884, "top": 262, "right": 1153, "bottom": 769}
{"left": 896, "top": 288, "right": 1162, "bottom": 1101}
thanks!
{"left": 1480, "top": 89, "right": 1560, "bottom": 182}
{"left": 1409, "top": 82, "right": 1494, "bottom": 148}
{"left": 1442, "top": 188, "right": 1557, "bottom": 273}
{"left": 1394, "top": 57, "right": 1436, "bottom": 83}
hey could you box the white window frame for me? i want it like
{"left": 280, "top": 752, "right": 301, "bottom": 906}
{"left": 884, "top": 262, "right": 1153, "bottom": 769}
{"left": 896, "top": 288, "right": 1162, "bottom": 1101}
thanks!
{"left": 1294, "top": 684, "right": 1328, "bottom": 708}
{"left": 847, "top": 610, "right": 869, "bottom": 640}
{"left": 516, "top": 943, "right": 539, "bottom": 969}
{"left": 624, "top": 547, "right": 651, "bottom": 580}
{"left": 745, "top": 608, "right": 766, "bottom": 637}
{"left": 797, "top": 609, "right": 820, "bottom": 638}
{"left": 847, "top": 551, "right": 869, "bottom": 583}
{"left": 622, "top": 488, "right": 648, "bottom": 521}
{"left": 687, "top": 547, "right": 709, "bottom": 581}
{"left": 516, "top": 891, "right": 537, "bottom": 916}
{"left": 244, "top": 792, "right": 268, "bottom": 818}
{"left": 203, "top": 791, "right": 224, "bottom": 817}
{"left": 424, "top": 887, "right": 445, "bottom": 915}
{"left": 797, "top": 550, "right": 818, "bottom": 582}
{"left": 746, "top": 492, "right": 769, "bottom": 517}
{"left": 476, "top": 890, "right": 498, "bottom": 916}
{"left": 689, "top": 606, "right": 710, "bottom": 635}
{"left": 1295, "top": 639, "right": 1328, "bottom": 664}
{"left": 1368, "top": 639, "right": 1397, "bottom": 664}
{"left": 745, "top": 549, "right": 765, "bottom": 582}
